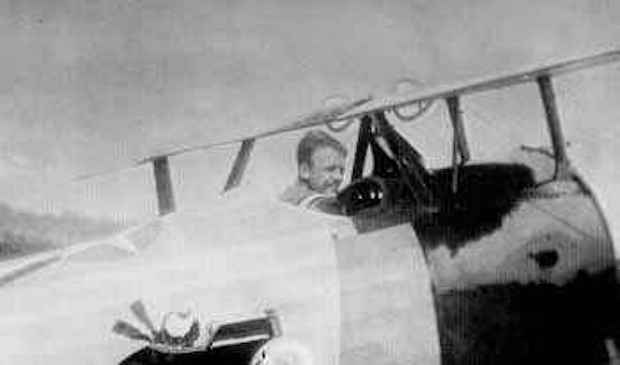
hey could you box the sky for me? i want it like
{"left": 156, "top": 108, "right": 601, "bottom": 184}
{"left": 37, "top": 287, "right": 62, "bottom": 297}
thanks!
{"left": 1, "top": 0, "right": 620, "bottom": 222}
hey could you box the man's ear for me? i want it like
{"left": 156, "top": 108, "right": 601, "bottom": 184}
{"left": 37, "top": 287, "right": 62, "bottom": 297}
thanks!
{"left": 299, "top": 162, "right": 311, "bottom": 180}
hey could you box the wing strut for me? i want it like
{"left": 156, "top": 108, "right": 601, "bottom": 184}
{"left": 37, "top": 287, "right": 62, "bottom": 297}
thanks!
{"left": 152, "top": 156, "right": 176, "bottom": 216}
{"left": 446, "top": 96, "right": 470, "bottom": 193}
{"left": 446, "top": 96, "right": 471, "bottom": 163}
{"left": 351, "top": 115, "right": 373, "bottom": 181}
{"left": 222, "top": 138, "right": 256, "bottom": 193}
{"left": 536, "top": 75, "right": 570, "bottom": 180}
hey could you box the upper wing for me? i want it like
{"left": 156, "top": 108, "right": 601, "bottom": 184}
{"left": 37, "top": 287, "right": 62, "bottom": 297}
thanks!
{"left": 74, "top": 96, "right": 371, "bottom": 181}
{"left": 338, "top": 48, "right": 620, "bottom": 121}
{"left": 143, "top": 48, "right": 620, "bottom": 162}
{"left": 76, "top": 48, "right": 620, "bottom": 181}
{"left": 135, "top": 96, "right": 372, "bottom": 165}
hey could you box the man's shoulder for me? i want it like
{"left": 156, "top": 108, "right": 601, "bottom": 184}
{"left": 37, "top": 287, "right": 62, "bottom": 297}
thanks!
{"left": 279, "top": 181, "right": 314, "bottom": 206}
{"left": 280, "top": 181, "right": 342, "bottom": 215}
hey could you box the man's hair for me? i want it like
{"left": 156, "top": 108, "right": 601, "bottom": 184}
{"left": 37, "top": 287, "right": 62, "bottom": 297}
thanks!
{"left": 297, "top": 130, "right": 346, "bottom": 167}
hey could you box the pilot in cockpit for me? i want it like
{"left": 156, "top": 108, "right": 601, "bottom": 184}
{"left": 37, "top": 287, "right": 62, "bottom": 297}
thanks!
{"left": 279, "top": 130, "right": 346, "bottom": 214}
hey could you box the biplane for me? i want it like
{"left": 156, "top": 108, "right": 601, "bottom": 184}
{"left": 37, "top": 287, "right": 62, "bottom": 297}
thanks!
{"left": 1, "top": 48, "right": 620, "bottom": 365}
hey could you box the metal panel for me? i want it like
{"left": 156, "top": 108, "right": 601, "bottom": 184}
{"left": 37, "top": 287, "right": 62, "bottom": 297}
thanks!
{"left": 335, "top": 224, "right": 440, "bottom": 365}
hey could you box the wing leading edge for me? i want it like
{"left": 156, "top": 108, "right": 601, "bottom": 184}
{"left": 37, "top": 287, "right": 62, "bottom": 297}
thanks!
{"left": 75, "top": 48, "right": 620, "bottom": 204}
{"left": 140, "top": 48, "right": 620, "bottom": 163}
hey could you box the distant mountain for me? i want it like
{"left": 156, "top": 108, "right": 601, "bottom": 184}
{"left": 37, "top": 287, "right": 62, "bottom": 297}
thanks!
{"left": 0, "top": 203, "right": 128, "bottom": 260}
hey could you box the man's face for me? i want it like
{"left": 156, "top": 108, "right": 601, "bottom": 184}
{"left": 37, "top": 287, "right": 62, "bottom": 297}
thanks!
{"left": 301, "top": 146, "right": 346, "bottom": 195}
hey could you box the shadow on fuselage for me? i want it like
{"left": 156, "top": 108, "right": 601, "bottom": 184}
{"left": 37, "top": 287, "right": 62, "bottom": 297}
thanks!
{"left": 350, "top": 162, "right": 537, "bottom": 253}
{"left": 348, "top": 161, "right": 620, "bottom": 364}
{"left": 416, "top": 163, "right": 536, "bottom": 254}
{"left": 434, "top": 265, "right": 620, "bottom": 365}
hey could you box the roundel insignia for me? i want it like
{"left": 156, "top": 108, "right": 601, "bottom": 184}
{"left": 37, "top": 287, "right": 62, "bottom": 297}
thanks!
{"left": 250, "top": 338, "right": 314, "bottom": 365}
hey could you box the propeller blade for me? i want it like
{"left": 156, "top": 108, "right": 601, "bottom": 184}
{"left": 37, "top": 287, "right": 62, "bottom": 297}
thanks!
{"left": 112, "top": 320, "right": 153, "bottom": 343}
{"left": 130, "top": 300, "right": 158, "bottom": 337}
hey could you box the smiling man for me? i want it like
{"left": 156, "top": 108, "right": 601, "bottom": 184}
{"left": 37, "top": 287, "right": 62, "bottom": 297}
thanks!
{"left": 280, "top": 130, "right": 347, "bottom": 213}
